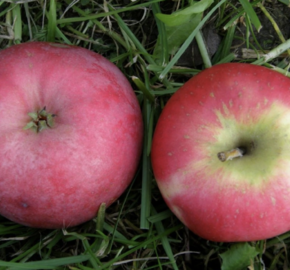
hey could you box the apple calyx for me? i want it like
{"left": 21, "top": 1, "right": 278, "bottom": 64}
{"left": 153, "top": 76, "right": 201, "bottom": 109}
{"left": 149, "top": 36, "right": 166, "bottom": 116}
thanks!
{"left": 24, "top": 106, "right": 56, "bottom": 133}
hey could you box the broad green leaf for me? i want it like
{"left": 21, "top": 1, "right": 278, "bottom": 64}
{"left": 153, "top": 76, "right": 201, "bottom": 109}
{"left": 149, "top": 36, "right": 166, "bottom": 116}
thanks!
{"left": 154, "top": 13, "right": 202, "bottom": 58}
{"left": 220, "top": 243, "right": 259, "bottom": 270}
{"left": 153, "top": 0, "right": 214, "bottom": 64}
{"left": 158, "top": 0, "right": 226, "bottom": 79}
{"left": 155, "top": 0, "right": 213, "bottom": 26}
{"left": 278, "top": 0, "right": 290, "bottom": 5}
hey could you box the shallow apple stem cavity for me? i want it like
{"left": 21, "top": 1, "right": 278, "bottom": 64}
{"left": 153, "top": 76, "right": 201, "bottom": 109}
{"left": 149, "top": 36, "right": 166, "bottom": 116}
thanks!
{"left": 24, "top": 106, "right": 56, "bottom": 133}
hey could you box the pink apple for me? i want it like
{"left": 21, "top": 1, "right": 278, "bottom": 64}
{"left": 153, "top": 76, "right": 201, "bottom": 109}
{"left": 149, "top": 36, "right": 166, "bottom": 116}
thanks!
{"left": 0, "top": 42, "right": 143, "bottom": 228}
{"left": 151, "top": 63, "right": 290, "bottom": 242}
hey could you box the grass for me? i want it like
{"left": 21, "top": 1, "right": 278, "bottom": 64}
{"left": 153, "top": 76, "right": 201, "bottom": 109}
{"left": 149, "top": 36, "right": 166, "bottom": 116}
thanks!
{"left": 0, "top": 0, "right": 290, "bottom": 269}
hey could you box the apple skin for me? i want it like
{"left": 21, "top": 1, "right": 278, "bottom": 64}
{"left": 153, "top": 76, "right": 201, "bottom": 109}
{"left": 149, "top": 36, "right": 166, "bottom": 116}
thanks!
{"left": 0, "top": 42, "right": 143, "bottom": 228}
{"left": 151, "top": 63, "right": 290, "bottom": 242}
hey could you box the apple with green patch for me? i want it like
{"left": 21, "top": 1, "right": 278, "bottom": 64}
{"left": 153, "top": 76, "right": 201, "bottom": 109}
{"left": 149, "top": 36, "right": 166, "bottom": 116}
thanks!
{"left": 0, "top": 42, "right": 143, "bottom": 228}
{"left": 151, "top": 63, "right": 290, "bottom": 242}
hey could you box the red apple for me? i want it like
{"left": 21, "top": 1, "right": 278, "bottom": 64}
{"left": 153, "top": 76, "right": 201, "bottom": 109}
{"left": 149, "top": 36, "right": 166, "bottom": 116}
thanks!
{"left": 151, "top": 63, "right": 290, "bottom": 242}
{"left": 0, "top": 42, "right": 143, "bottom": 228}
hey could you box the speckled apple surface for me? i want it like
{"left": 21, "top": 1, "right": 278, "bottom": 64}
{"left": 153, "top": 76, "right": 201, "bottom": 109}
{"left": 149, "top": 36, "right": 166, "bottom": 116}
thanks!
{"left": 151, "top": 63, "right": 290, "bottom": 242}
{"left": 0, "top": 42, "right": 143, "bottom": 228}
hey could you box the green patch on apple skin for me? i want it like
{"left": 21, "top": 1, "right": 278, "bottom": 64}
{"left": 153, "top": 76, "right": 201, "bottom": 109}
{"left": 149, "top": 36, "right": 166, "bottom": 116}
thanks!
{"left": 197, "top": 101, "right": 290, "bottom": 187}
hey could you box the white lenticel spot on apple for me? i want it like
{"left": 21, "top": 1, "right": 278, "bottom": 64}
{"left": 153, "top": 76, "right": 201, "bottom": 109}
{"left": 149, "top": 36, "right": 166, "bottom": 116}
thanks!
{"left": 271, "top": 197, "right": 276, "bottom": 206}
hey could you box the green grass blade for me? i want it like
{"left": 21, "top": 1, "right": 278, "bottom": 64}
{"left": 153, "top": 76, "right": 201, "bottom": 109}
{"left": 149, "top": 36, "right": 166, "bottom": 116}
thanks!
{"left": 82, "top": 239, "right": 102, "bottom": 268}
{"left": 238, "top": 0, "right": 262, "bottom": 32}
{"left": 106, "top": 170, "right": 139, "bottom": 252}
{"left": 24, "top": 3, "right": 32, "bottom": 40}
{"left": 96, "top": 203, "right": 106, "bottom": 232}
{"left": 47, "top": 0, "right": 57, "bottom": 42}
{"left": 252, "top": 39, "right": 290, "bottom": 65}
{"left": 148, "top": 210, "right": 173, "bottom": 223}
{"left": 220, "top": 24, "right": 236, "bottom": 60}
{"left": 140, "top": 98, "right": 153, "bottom": 229}
{"left": 98, "top": 225, "right": 183, "bottom": 270}
{"left": 63, "top": 0, "right": 128, "bottom": 49}
{"left": 12, "top": 4, "right": 22, "bottom": 43}
{"left": 216, "top": 53, "right": 236, "bottom": 64}
{"left": 57, "top": 0, "right": 164, "bottom": 25}
{"left": 147, "top": 109, "right": 154, "bottom": 156}
{"left": 132, "top": 76, "right": 155, "bottom": 103}
{"left": 152, "top": 207, "right": 179, "bottom": 270}
{"left": 103, "top": 222, "right": 128, "bottom": 242}
{"left": 0, "top": 255, "right": 90, "bottom": 270}
{"left": 108, "top": 5, "right": 155, "bottom": 66}
{"left": 278, "top": 0, "right": 290, "bottom": 5}
{"left": 195, "top": 30, "right": 212, "bottom": 67}
{"left": 152, "top": 2, "right": 168, "bottom": 65}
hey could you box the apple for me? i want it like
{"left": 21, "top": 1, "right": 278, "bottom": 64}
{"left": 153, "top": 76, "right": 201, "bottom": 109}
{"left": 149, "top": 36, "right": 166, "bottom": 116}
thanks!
{"left": 0, "top": 42, "right": 143, "bottom": 229}
{"left": 151, "top": 63, "right": 290, "bottom": 242}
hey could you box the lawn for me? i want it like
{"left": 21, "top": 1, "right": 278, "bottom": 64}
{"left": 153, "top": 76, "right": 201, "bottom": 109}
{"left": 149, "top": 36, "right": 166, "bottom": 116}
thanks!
{"left": 0, "top": 0, "right": 290, "bottom": 269}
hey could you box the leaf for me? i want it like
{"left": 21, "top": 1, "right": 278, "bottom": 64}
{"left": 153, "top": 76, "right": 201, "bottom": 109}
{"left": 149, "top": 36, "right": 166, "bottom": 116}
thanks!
{"left": 155, "top": 0, "right": 214, "bottom": 26}
{"left": 278, "top": 0, "right": 290, "bottom": 5}
{"left": 155, "top": 13, "right": 203, "bottom": 57}
{"left": 153, "top": 0, "right": 214, "bottom": 64}
{"left": 158, "top": 0, "right": 226, "bottom": 79}
{"left": 239, "top": 0, "right": 262, "bottom": 32}
{"left": 220, "top": 243, "right": 259, "bottom": 270}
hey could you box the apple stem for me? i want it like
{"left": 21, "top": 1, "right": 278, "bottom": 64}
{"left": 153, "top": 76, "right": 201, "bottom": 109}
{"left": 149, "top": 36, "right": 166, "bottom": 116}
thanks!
{"left": 217, "top": 147, "right": 246, "bottom": 162}
{"left": 23, "top": 106, "right": 56, "bottom": 133}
